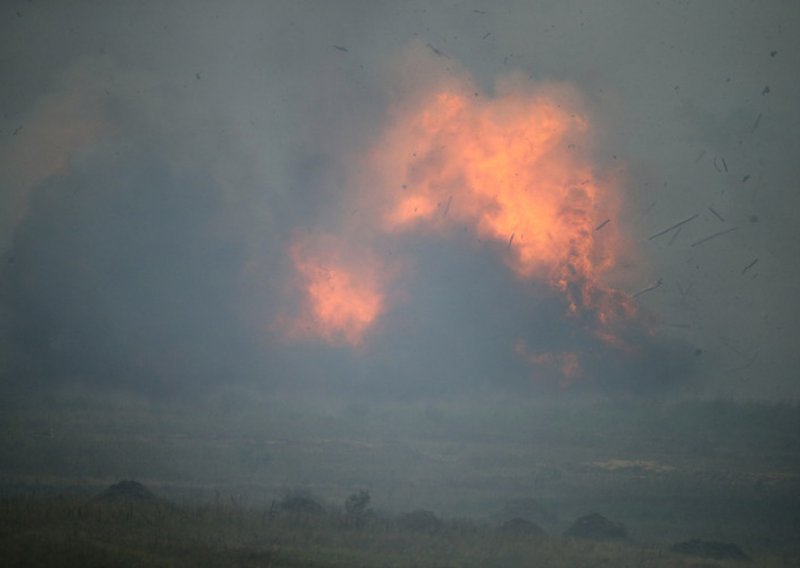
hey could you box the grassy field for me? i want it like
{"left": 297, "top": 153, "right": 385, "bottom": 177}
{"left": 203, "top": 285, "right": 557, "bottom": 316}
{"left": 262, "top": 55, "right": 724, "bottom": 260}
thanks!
{"left": 0, "top": 384, "right": 798, "bottom": 565}
{"left": 0, "top": 494, "right": 790, "bottom": 567}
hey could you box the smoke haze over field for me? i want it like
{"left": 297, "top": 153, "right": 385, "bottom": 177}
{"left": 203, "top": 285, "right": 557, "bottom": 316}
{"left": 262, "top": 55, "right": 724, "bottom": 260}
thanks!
{"left": 1, "top": 0, "right": 798, "bottom": 399}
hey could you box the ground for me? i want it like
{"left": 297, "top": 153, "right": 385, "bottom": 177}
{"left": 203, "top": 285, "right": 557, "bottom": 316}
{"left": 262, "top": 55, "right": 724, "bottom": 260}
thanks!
{"left": 0, "top": 385, "right": 798, "bottom": 566}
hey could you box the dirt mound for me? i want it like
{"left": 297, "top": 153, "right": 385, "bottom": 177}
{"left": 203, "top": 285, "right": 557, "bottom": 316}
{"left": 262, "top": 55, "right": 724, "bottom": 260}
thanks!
{"left": 496, "top": 497, "right": 558, "bottom": 524}
{"left": 499, "top": 517, "right": 545, "bottom": 536}
{"left": 398, "top": 509, "right": 443, "bottom": 533}
{"left": 95, "top": 480, "right": 156, "bottom": 502}
{"left": 563, "top": 513, "right": 626, "bottom": 540}
{"left": 671, "top": 539, "right": 750, "bottom": 561}
{"left": 277, "top": 492, "right": 326, "bottom": 515}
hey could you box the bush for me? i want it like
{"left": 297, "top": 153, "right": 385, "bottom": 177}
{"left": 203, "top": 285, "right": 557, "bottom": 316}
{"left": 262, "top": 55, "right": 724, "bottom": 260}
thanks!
{"left": 344, "top": 490, "right": 371, "bottom": 527}
{"left": 277, "top": 490, "right": 325, "bottom": 515}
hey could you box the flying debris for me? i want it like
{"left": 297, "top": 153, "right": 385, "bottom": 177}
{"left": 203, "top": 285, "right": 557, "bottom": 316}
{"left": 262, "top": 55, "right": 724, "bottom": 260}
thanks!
{"left": 751, "top": 113, "right": 762, "bottom": 133}
{"left": 482, "top": 32, "right": 491, "bottom": 39}
{"left": 741, "top": 258, "right": 759, "bottom": 275}
{"left": 761, "top": 85, "right": 770, "bottom": 95}
{"left": 442, "top": 195, "right": 452, "bottom": 218}
{"left": 690, "top": 227, "right": 738, "bottom": 248}
{"left": 770, "top": 50, "right": 777, "bottom": 57}
{"left": 712, "top": 156, "right": 728, "bottom": 173}
{"left": 648, "top": 214, "right": 699, "bottom": 240}
{"left": 473, "top": 9, "right": 487, "bottom": 14}
{"left": 742, "top": 174, "right": 751, "bottom": 183}
{"left": 507, "top": 232, "right": 515, "bottom": 249}
{"left": 642, "top": 200, "right": 657, "bottom": 217}
{"left": 668, "top": 226, "right": 682, "bottom": 246}
{"left": 728, "top": 350, "right": 759, "bottom": 372}
{"left": 12, "top": 126, "right": 22, "bottom": 136}
{"left": 633, "top": 279, "right": 663, "bottom": 299}
{"left": 195, "top": 72, "right": 201, "bottom": 80}
{"left": 426, "top": 43, "right": 446, "bottom": 57}
{"left": 665, "top": 323, "right": 691, "bottom": 329}
{"left": 595, "top": 219, "right": 610, "bottom": 231}
{"left": 695, "top": 149, "right": 706, "bottom": 163}
{"left": 708, "top": 207, "right": 725, "bottom": 222}
{"left": 333, "top": 45, "right": 349, "bottom": 52}
{"left": 719, "top": 336, "right": 747, "bottom": 359}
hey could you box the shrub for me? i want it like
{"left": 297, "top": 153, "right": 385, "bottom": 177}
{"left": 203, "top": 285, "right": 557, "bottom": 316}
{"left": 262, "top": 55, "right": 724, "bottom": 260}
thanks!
{"left": 344, "top": 490, "right": 371, "bottom": 527}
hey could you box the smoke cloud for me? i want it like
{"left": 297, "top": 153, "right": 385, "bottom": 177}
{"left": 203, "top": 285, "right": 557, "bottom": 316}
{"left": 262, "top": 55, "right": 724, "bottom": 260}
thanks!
{"left": 1, "top": 1, "right": 798, "bottom": 400}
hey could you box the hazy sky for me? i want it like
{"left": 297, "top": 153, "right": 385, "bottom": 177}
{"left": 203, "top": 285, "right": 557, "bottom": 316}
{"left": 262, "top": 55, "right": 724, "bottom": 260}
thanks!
{"left": 1, "top": 0, "right": 798, "bottom": 400}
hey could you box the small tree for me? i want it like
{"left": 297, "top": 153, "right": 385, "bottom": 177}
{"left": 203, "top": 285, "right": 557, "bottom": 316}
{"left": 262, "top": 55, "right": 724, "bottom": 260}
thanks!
{"left": 344, "top": 490, "right": 371, "bottom": 528}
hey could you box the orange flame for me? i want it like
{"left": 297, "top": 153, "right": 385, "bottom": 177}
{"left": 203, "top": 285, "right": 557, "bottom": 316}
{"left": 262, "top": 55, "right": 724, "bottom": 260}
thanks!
{"left": 279, "top": 233, "right": 386, "bottom": 347}
{"left": 278, "top": 69, "right": 641, "bottom": 370}
{"left": 368, "top": 78, "right": 636, "bottom": 337}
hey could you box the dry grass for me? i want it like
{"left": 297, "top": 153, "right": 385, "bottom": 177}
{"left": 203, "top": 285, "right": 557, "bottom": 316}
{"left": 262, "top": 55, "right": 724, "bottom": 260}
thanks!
{"left": 0, "top": 495, "right": 786, "bottom": 567}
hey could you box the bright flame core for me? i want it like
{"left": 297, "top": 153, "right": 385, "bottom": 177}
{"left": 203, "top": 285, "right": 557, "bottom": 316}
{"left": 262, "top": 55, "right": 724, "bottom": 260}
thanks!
{"left": 281, "top": 234, "right": 385, "bottom": 347}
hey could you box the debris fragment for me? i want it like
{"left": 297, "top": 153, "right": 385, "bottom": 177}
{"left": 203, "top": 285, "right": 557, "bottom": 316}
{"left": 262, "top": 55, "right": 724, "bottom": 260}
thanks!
{"left": 665, "top": 323, "right": 691, "bottom": 329}
{"left": 507, "top": 232, "right": 515, "bottom": 249}
{"left": 642, "top": 200, "right": 657, "bottom": 218}
{"left": 594, "top": 219, "right": 610, "bottom": 231}
{"left": 426, "top": 43, "right": 446, "bottom": 57}
{"left": 676, "top": 281, "right": 692, "bottom": 298}
{"left": 633, "top": 278, "right": 663, "bottom": 299}
{"left": 749, "top": 215, "right": 759, "bottom": 223}
{"left": 12, "top": 126, "right": 22, "bottom": 136}
{"left": 690, "top": 227, "right": 738, "bottom": 247}
{"left": 761, "top": 85, "right": 770, "bottom": 95}
{"left": 742, "top": 174, "right": 750, "bottom": 183}
{"left": 648, "top": 214, "right": 699, "bottom": 240}
{"left": 668, "top": 226, "right": 682, "bottom": 246}
{"left": 694, "top": 149, "right": 706, "bottom": 163}
{"left": 770, "top": 50, "right": 777, "bottom": 57}
{"left": 728, "top": 350, "right": 759, "bottom": 372}
{"left": 443, "top": 195, "right": 452, "bottom": 218}
{"left": 741, "top": 258, "right": 759, "bottom": 275}
{"left": 708, "top": 207, "right": 725, "bottom": 222}
{"left": 721, "top": 157, "right": 728, "bottom": 172}
{"left": 482, "top": 32, "right": 491, "bottom": 39}
{"left": 473, "top": 9, "right": 486, "bottom": 14}
{"left": 333, "top": 45, "right": 349, "bottom": 52}
{"left": 719, "top": 336, "right": 747, "bottom": 358}
{"left": 751, "top": 112, "right": 762, "bottom": 133}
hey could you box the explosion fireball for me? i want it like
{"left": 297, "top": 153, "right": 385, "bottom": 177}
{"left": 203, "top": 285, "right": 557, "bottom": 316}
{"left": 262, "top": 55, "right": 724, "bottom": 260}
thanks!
{"left": 280, "top": 70, "right": 643, "bottom": 383}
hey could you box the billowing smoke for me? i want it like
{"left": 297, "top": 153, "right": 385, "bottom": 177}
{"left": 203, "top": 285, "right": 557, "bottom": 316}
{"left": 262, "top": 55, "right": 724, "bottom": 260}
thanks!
{"left": 275, "top": 52, "right": 682, "bottom": 391}
{"left": 1, "top": 1, "right": 797, "bottom": 400}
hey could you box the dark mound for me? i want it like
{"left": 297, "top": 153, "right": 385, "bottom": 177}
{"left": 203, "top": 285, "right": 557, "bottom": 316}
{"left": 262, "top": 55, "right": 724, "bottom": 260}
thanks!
{"left": 398, "top": 509, "right": 443, "bottom": 533}
{"left": 564, "top": 513, "right": 626, "bottom": 540}
{"left": 671, "top": 539, "right": 750, "bottom": 561}
{"left": 278, "top": 493, "right": 325, "bottom": 515}
{"left": 499, "top": 517, "right": 546, "bottom": 536}
{"left": 95, "top": 480, "right": 156, "bottom": 502}
{"left": 496, "top": 497, "right": 558, "bottom": 524}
